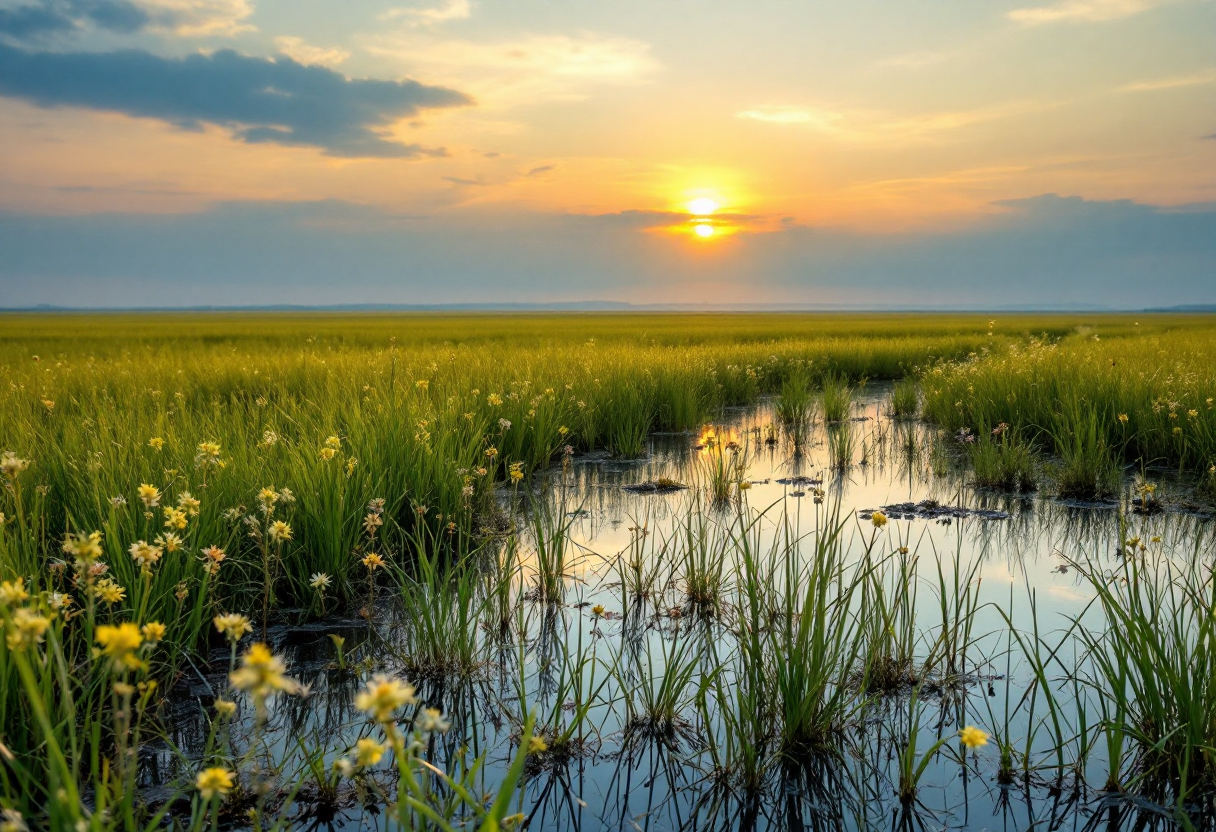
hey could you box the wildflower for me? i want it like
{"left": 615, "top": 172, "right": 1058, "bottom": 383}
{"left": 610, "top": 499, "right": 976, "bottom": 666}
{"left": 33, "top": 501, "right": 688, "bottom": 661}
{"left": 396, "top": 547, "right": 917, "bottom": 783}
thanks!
{"left": 461, "top": 484, "right": 475, "bottom": 498}
{"left": 214, "top": 699, "right": 237, "bottom": 718}
{"left": 325, "top": 435, "right": 341, "bottom": 450}
{"left": 319, "top": 447, "right": 337, "bottom": 461}
{"left": 0, "top": 452, "right": 29, "bottom": 480}
{"left": 259, "top": 429, "right": 279, "bottom": 447}
{"left": 213, "top": 613, "right": 252, "bottom": 642}
{"left": 310, "top": 573, "right": 332, "bottom": 591}
{"left": 177, "top": 492, "right": 201, "bottom": 515}
{"left": 62, "top": 529, "right": 104, "bottom": 564}
{"left": 485, "top": 446, "right": 499, "bottom": 459}
{"left": 0, "top": 578, "right": 29, "bottom": 606}
{"left": 499, "top": 418, "right": 512, "bottom": 431}
{"left": 870, "top": 511, "right": 888, "bottom": 529}
{"left": 195, "top": 767, "right": 234, "bottom": 801}
{"left": 362, "top": 552, "right": 385, "bottom": 571}
{"left": 148, "top": 437, "right": 164, "bottom": 451}
{"left": 141, "top": 621, "right": 166, "bottom": 643}
{"left": 109, "top": 495, "right": 127, "bottom": 508}
{"left": 278, "top": 488, "right": 295, "bottom": 504}
{"left": 415, "top": 379, "right": 429, "bottom": 391}
{"left": 345, "top": 457, "right": 358, "bottom": 476}
{"left": 175, "top": 582, "right": 190, "bottom": 602}
{"left": 229, "top": 642, "right": 301, "bottom": 699}
{"left": 416, "top": 708, "right": 451, "bottom": 734}
{"left": 354, "top": 737, "right": 386, "bottom": 767}
{"left": 201, "top": 545, "right": 226, "bottom": 575}
{"left": 0, "top": 808, "right": 28, "bottom": 832}
{"left": 591, "top": 604, "right": 605, "bottom": 617}
{"left": 738, "top": 481, "right": 752, "bottom": 490}
{"left": 363, "top": 512, "right": 383, "bottom": 535}
{"left": 47, "top": 591, "right": 72, "bottom": 611}
{"left": 194, "top": 442, "right": 222, "bottom": 467}
{"left": 155, "top": 533, "right": 183, "bottom": 553}
{"left": 1174, "top": 426, "right": 1183, "bottom": 436}
{"left": 95, "top": 623, "right": 144, "bottom": 670}
{"left": 6, "top": 608, "right": 51, "bottom": 651}
{"left": 558, "top": 425, "right": 569, "bottom": 436}
{"left": 959, "top": 726, "right": 989, "bottom": 749}
{"left": 137, "top": 484, "right": 162, "bottom": 508}
{"left": 257, "top": 487, "right": 279, "bottom": 510}
{"left": 528, "top": 735, "right": 548, "bottom": 754}
{"left": 128, "top": 540, "right": 163, "bottom": 569}
{"left": 95, "top": 579, "right": 126, "bottom": 605}
{"left": 163, "top": 507, "right": 189, "bottom": 530}
{"left": 268, "top": 520, "right": 292, "bottom": 542}
{"left": 488, "top": 393, "right": 503, "bottom": 406}
{"left": 356, "top": 674, "right": 416, "bottom": 722}
{"left": 1189, "top": 409, "right": 1199, "bottom": 418}
{"left": 509, "top": 462, "right": 524, "bottom": 483}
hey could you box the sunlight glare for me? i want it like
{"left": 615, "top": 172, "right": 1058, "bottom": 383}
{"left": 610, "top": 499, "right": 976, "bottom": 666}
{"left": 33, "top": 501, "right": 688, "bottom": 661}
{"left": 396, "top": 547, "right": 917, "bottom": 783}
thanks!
{"left": 688, "top": 198, "right": 719, "bottom": 216}
{"left": 694, "top": 224, "right": 714, "bottom": 238}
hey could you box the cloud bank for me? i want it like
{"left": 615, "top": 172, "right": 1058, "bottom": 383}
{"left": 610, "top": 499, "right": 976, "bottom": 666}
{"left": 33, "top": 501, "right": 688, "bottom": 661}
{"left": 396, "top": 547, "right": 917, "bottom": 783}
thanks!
{"left": 1, "top": 195, "right": 1213, "bottom": 308}
{"left": 0, "top": 43, "right": 472, "bottom": 157}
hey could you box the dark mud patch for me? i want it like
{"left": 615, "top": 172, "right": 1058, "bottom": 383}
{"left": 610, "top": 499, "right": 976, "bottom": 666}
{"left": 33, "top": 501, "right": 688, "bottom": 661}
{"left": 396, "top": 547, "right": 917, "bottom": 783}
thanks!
{"left": 859, "top": 500, "right": 1011, "bottom": 522}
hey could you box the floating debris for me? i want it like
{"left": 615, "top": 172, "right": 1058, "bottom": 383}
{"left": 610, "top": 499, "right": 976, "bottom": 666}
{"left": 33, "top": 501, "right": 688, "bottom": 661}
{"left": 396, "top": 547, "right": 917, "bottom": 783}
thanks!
{"left": 776, "top": 475, "right": 823, "bottom": 486}
{"left": 859, "top": 500, "right": 1010, "bottom": 522}
{"left": 622, "top": 478, "right": 686, "bottom": 494}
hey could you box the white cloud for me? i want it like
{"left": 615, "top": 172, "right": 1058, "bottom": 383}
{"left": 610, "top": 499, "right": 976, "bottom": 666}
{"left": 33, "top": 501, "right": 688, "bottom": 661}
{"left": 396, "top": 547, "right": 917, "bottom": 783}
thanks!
{"left": 1120, "top": 68, "right": 1216, "bottom": 91}
{"left": 1008, "top": 0, "right": 1174, "bottom": 24}
{"left": 735, "top": 106, "right": 843, "bottom": 129}
{"left": 274, "top": 36, "right": 350, "bottom": 67}
{"left": 735, "top": 100, "right": 1060, "bottom": 143}
{"left": 380, "top": 0, "right": 471, "bottom": 27}
{"left": 133, "top": 0, "right": 254, "bottom": 36}
{"left": 364, "top": 32, "right": 658, "bottom": 105}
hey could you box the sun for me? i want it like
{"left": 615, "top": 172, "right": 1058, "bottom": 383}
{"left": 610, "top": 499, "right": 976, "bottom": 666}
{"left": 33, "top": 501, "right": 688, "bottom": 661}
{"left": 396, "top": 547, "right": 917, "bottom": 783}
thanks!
{"left": 688, "top": 198, "right": 719, "bottom": 216}
{"left": 694, "top": 224, "right": 715, "bottom": 238}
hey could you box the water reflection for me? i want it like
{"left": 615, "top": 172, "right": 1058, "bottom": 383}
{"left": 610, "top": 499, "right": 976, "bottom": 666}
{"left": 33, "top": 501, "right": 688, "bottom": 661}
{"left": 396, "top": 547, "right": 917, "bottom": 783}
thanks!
{"left": 148, "top": 386, "right": 1213, "bottom": 830}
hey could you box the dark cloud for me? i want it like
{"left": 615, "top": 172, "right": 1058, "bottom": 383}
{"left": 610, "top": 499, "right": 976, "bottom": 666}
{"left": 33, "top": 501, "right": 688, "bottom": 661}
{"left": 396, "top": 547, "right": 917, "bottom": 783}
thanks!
{"left": 0, "top": 43, "right": 473, "bottom": 157}
{"left": 0, "top": 0, "right": 148, "bottom": 41}
{"left": 525, "top": 164, "right": 555, "bottom": 176}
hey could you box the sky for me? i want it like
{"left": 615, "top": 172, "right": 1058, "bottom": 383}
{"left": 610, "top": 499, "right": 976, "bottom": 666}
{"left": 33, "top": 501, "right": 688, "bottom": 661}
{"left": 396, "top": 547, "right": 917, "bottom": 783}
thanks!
{"left": 0, "top": 0, "right": 1214, "bottom": 308}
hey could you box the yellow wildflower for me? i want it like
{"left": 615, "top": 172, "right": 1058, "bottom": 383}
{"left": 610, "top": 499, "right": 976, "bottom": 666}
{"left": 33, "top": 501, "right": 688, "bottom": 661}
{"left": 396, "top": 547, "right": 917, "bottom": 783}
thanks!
{"left": 137, "top": 484, "right": 162, "bottom": 508}
{"left": 591, "top": 604, "right": 605, "bottom": 617}
{"left": 229, "top": 643, "right": 301, "bottom": 699}
{"left": 870, "top": 511, "right": 888, "bottom": 529}
{"left": 355, "top": 674, "right": 416, "bottom": 722}
{"left": 128, "top": 540, "right": 163, "bottom": 568}
{"left": 95, "top": 579, "right": 126, "bottom": 605}
{"left": 268, "top": 520, "right": 292, "bottom": 542}
{"left": 95, "top": 623, "right": 144, "bottom": 670}
{"left": 213, "top": 613, "right": 252, "bottom": 642}
{"left": 177, "top": 492, "right": 201, "bottom": 516}
{"left": 959, "top": 726, "right": 989, "bottom": 749}
{"left": 214, "top": 699, "right": 237, "bottom": 718}
{"left": 195, "top": 767, "right": 234, "bottom": 800}
{"left": 354, "top": 737, "right": 386, "bottom": 767}
{"left": 141, "top": 621, "right": 167, "bottom": 643}
{"left": 163, "top": 507, "right": 188, "bottom": 530}
{"left": 528, "top": 735, "right": 548, "bottom": 754}
{"left": 6, "top": 608, "right": 51, "bottom": 651}
{"left": 310, "top": 572, "right": 332, "bottom": 591}
{"left": 319, "top": 447, "right": 337, "bottom": 461}
{"left": 0, "top": 578, "right": 29, "bottom": 606}
{"left": 148, "top": 437, "right": 164, "bottom": 451}
{"left": 62, "top": 530, "right": 103, "bottom": 563}
{"left": 324, "top": 435, "right": 342, "bottom": 450}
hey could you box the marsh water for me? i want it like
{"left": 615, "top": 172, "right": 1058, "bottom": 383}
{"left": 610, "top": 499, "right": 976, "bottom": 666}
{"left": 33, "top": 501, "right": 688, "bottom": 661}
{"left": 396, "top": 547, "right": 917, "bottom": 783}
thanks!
{"left": 148, "top": 384, "right": 1216, "bottom": 831}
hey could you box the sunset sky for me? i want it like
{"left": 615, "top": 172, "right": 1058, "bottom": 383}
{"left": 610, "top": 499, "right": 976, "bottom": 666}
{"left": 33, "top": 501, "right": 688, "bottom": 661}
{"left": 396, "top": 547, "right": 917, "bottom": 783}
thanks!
{"left": 1, "top": 0, "right": 1214, "bottom": 307}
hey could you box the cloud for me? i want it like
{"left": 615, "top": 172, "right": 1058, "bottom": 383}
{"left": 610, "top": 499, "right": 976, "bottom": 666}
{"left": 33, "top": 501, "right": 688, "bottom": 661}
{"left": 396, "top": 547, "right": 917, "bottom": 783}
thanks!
{"left": 735, "top": 106, "right": 842, "bottom": 128}
{"left": 1008, "top": 0, "right": 1175, "bottom": 24}
{"left": 0, "top": 0, "right": 252, "bottom": 40}
{"left": 273, "top": 35, "right": 349, "bottom": 68}
{"left": 1120, "top": 68, "right": 1216, "bottom": 92}
{"left": 364, "top": 31, "right": 658, "bottom": 105}
{"left": 0, "top": 0, "right": 149, "bottom": 40}
{"left": 735, "top": 100, "right": 1058, "bottom": 143}
{"left": 132, "top": 0, "right": 252, "bottom": 36}
{"left": 380, "top": 0, "right": 470, "bottom": 27}
{"left": 524, "top": 164, "right": 554, "bottom": 176}
{"left": 0, "top": 43, "right": 472, "bottom": 157}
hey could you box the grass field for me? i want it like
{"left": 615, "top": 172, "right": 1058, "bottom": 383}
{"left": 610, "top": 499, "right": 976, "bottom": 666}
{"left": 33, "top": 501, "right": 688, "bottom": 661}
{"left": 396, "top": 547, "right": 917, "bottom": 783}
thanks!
{"left": 2, "top": 311, "right": 1216, "bottom": 830}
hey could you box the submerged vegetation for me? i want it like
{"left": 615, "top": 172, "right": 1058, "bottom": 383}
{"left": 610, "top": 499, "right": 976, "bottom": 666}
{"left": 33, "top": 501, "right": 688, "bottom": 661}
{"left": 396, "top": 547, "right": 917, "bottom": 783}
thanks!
{"left": 1, "top": 312, "right": 1216, "bottom": 830}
